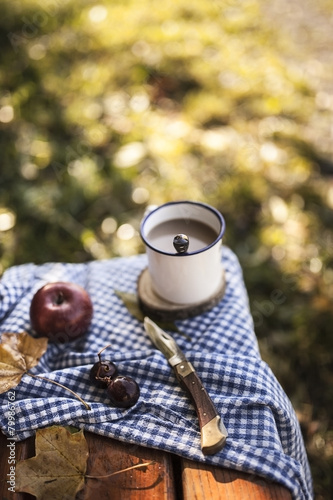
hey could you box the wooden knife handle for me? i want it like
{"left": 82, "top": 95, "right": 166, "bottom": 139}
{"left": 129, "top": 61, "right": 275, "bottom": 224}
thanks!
{"left": 174, "top": 360, "right": 228, "bottom": 454}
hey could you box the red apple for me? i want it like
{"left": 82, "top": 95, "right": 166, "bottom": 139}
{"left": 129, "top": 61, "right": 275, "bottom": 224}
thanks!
{"left": 30, "top": 282, "right": 93, "bottom": 342}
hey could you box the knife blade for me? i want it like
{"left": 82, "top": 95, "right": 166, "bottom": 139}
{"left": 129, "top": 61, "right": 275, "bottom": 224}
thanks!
{"left": 144, "top": 316, "right": 228, "bottom": 455}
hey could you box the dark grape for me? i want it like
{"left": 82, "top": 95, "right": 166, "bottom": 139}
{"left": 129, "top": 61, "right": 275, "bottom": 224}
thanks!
{"left": 90, "top": 360, "right": 118, "bottom": 388}
{"left": 106, "top": 375, "right": 140, "bottom": 408}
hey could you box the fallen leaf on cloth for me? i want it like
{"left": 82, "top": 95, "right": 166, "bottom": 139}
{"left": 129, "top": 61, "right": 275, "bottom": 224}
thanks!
{"left": 16, "top": 426, "right": 88, "bottom": 500}
{"left": 114, "top": 289, "right": 190, "bottom": 337}
{"left": 114, "top": 289, "right": 145, "bottom": 321}
{"left": 0, "top": 332, "right": 90, "bottom": 408}
{"left": 0, "top": 332, "right": 48, "bottom": 393}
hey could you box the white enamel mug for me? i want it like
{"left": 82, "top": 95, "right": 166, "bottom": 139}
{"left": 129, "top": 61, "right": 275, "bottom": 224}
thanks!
{"left": 140, "top": 201, "right": 226, "bottom": 305}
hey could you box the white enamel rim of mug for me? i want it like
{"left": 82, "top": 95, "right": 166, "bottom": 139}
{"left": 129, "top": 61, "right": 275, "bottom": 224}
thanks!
{"left": 140, "top": 200, "right": 226, "bottom": 256}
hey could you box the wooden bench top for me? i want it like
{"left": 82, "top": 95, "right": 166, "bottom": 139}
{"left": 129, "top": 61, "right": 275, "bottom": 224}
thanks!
{"left": 0, "top": 430, "right": 292, "bottom": 499}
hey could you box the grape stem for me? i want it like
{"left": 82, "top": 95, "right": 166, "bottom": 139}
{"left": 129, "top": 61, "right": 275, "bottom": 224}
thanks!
{"left": 27, "top": 372, "right": 91, "bottom": 410}
{"left": 97, "top": 343, "right": 113, "bottom": 363}
{"left": 85, "top": 460, "right": 155, "bottom": 479}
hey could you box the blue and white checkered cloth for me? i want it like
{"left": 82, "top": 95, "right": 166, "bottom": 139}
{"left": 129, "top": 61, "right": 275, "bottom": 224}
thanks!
{"left": 0, "top": 247, "right": 312, "bottom": 499}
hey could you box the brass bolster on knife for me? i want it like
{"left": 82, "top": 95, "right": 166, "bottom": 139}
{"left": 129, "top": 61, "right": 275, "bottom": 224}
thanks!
{"left": 201, "top": 415, "right": 228, "bottom": 455}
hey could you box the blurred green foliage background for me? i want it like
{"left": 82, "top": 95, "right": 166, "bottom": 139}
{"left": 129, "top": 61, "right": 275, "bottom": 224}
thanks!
{"left": 0, "top": 0, "right": 332, "bottom": 496}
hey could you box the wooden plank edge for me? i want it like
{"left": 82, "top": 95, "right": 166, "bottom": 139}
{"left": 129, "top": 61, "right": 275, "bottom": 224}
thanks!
{"left": 180, "top": 457, "right": 293, "bottom": 500}
{"left": 79, "top": 431, "right": 177, "bottom": 500}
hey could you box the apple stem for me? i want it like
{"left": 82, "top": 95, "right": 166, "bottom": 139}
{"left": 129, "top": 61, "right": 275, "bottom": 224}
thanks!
{"left": 55, "top": 291, "right": 65, "bottom": 305}
{"left": 85, "top": 460, "right": 155, "bottom": 479}
{"left": 27, "top": 372, "right": 91, "bottom": 410}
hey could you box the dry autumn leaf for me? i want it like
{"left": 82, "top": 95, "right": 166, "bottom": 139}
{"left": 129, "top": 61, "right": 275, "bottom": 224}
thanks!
{"left": 16, "top": 426, "right": 155, "bottom": 499}
{"left": 0, "top": 331, "right": 48, "bottom": 393}
{"left": 0, "top": 331, "right": 90, "bottom": 409}
{"left": 16, "top": 426, "right": 88, "bottom": 500}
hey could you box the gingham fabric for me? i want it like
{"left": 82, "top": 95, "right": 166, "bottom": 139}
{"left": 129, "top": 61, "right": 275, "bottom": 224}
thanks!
{"left": 0, "top": 247, "right": 312, "bottom": 499}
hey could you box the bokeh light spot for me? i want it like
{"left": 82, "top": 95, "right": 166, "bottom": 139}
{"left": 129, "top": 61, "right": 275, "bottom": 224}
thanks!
{"left": 0, "top": 210, "right": 16, "bottom": 231}
{"left": 117, "top": 223, "right": 135, "bottom": 240}
{"left": 0, "top": 105, "right": 14, "bottom": 123}
{"left": 89, "top": 5, "right": 108, "bottom": 23}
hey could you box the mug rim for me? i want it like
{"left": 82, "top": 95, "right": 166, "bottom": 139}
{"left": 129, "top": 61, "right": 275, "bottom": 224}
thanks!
{"left": 140, "top": 200, "right": 226, "bottom": 256}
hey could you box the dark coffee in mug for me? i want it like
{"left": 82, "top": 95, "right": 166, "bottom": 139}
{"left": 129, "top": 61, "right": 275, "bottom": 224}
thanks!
{"left": 146, "top": 219, "right": 218, "bottom": 253}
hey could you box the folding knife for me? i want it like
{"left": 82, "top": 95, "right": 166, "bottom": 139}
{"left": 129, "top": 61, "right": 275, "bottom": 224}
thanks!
{"left": 144, "top": 317, "right": 228, "bottom": 455}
